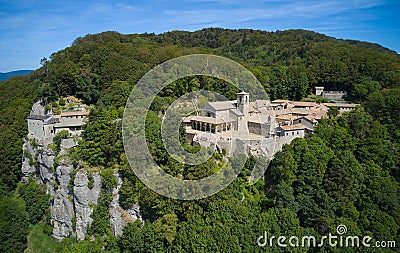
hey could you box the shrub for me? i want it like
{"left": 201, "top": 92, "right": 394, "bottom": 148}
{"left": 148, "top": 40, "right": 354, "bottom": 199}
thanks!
{"left": 59, "top": 97, "right": 66, "bottom": 106}
{"left": 52, "top": 130, "right": 69, "bottom": 153}
{"left": 87, "top": 172, "right": 94, "bottom": 189}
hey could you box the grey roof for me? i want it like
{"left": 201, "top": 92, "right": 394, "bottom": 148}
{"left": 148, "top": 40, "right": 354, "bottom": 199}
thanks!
{"left": 252, "top": 100, "right": 270, "bottom": 109}
{"left": 54, "top": 122, "right": 82, "bottom": 128}
{"left": 27, "top": 114, "right": 60, "bottom": 125}
{"left": 45, "top": 118, "right": 60, "bottom": 124}
{"left": 27, "top": 115, "right": 51, "bottom": 121}
{"left": 248, "top": 114, "right": 272, "bottom": 124}
{"left": 229, "top": 108, "right": 243, "bottom": 116}
{"left": 207, "top": 101, "right": 235, "bottom": 111}
{"left": 237, "top": 91, "right": 249, "bottom": 95}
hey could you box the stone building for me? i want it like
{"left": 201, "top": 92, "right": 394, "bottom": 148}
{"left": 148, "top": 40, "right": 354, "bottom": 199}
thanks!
{"left": 26, "top": 103, "right": 89, "bottom": 146}
{"left": 314, "top": 86, "right": 347, "bottom": 99}
{"left": 27, "top": 115, "right": 60, "bottom": 146}
{"left": 184, "top": 91, "right": 358, "bottom": 157}
{"left": 54, "top": 111, "right": 89, "bottom": 135}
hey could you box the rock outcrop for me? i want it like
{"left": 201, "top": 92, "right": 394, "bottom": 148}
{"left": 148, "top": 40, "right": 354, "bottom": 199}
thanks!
{"left": 109, "top": 173, "right": 143, "bottom": 236}
{"left": 73, "top": 171, "right": 101, "bottom": 240}
{"left": 21, "top": 102, "right": 143, "bottom": 241}
{"left": 52, "top": 188, "right": 74, "bottom": 240}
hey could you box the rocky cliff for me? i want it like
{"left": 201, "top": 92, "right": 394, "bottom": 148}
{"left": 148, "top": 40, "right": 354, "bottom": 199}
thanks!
{"left": 21, "top": 103, "right": 142, "bottom": 241}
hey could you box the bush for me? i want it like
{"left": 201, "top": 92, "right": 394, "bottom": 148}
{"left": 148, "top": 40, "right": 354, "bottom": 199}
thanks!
{"left": 52, "top": 130, "right": 69, "bottom": 153}
{"left": 0, "top": 195, "right": 29, "bottom": 252}
{"left": 59, "top": 97, "right": 66, "bottom": 106}
{"left": 18, "top": 178, "right": 50, "bottom": 224}
{"left": 68, "top": 169, "right": 77, "bottom": 193}
{"left": 100, "top": 168, "right": 117, "bottom": 190}
{"left": 87, "top": 172, "right": 94, "bottom": 189}
{"left": 30, "top": 138, "right": 39, "bottom": 148}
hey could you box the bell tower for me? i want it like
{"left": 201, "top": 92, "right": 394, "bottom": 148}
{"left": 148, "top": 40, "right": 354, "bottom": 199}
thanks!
{"left": 237, "top": 91, "right": 249, "bottom": 117}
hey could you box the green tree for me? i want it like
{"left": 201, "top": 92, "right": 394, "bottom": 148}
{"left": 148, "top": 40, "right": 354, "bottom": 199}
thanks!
{"left": 18, "top": 179, "right": 50, "bottom": 224}
{"left": 0, "top": 196, "right": 29, "bottom": 252}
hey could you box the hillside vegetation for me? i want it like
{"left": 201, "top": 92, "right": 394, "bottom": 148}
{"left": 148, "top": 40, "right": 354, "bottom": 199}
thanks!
{"left": 0, "top": 28, "right": 399, "bottom": 252}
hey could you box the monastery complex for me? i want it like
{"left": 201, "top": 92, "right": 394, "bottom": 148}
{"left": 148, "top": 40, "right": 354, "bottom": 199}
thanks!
{"left": 184, "top": 90, "right": 359, "bottom": 157}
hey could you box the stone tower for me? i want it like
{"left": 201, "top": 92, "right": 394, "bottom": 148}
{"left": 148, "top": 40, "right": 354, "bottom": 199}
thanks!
{"left": 237, "top": 91, "right": 250, "bottom": 118}
{"left": 237, "top": 91, "right": 250, "bottom": 133}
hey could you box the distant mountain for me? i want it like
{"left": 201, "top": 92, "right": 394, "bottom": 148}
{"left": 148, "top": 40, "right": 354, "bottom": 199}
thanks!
{"left": 0, "top": 70, "right": 34, "bottom": 82}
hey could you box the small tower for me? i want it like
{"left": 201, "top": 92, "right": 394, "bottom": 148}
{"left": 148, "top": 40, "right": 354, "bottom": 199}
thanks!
{"left": 237, "top": 91, "right": 249, "bottom": 118}
{"left": 236, "top": 91, "right": 250, "bottom": 133}
{"left": 237, "top": 91, "right": 250, "bottom": 113}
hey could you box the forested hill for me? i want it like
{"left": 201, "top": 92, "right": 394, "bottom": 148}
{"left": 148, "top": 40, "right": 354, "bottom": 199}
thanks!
{"left": 36, "top": 28, "right": 400, "bottom": 105}
{"left": 0, "top": 28, "right": 399, "bottom": 252}
{"left": 158, "top": 28, "right": 396, "bottom": 54}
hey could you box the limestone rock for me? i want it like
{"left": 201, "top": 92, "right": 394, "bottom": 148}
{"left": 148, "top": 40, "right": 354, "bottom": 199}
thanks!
{"left": 21, "top": 141, "right": 36, "bottom": 181}
{"left": 74, "top": 171, "right": 101, "bottom": 240}
{"left": 30, "top": 100, "right": 45, "bottom": 116}
{"left": 59, "top": 139, "right": 78, "bottom": 156}
{"left": 52, "top": 190, "right": 74, "bottom": 240}
{"left": 56, "top": 164, "right": 72, "bottom": 195}
{"left": 109, "top": 173, "right": 143, "bottom": 237}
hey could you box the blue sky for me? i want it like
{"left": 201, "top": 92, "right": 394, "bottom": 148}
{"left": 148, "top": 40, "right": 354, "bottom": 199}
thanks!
{"left": 0, "top": 0, "right": 399, "bottom": 72}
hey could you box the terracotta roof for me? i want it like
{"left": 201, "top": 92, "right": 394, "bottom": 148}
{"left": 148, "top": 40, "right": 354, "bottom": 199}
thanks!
{"left": 280, "top": 123, "right": 311, "bottom": 131}
{"left": 271, "top": 99, "right": 290, "bottom": 104}
{"left": 276, "top": 115, "right": 297, "bottom": 121}
{"left": 290, "top": 109, "right": 312, "bottom": 115}
{"left": 292, "top": 101, "right": 318, "bottom": 107}
{"left": 273, "top": 109, "right": 288, "bottom": 115}
{"left": 303, "top": 115, "right": 318, "bottom": 123}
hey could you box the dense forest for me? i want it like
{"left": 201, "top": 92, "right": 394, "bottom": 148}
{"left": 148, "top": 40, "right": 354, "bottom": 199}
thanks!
{"left": 0, "top": 28, "right": 399, "bottom": 252}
